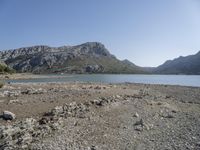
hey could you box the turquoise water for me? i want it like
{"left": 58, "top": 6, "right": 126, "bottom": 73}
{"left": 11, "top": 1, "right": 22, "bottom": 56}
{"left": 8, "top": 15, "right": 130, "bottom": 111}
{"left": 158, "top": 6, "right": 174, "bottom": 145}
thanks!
{"left": 6, "top": 74, "right": 200, "bottom": 87}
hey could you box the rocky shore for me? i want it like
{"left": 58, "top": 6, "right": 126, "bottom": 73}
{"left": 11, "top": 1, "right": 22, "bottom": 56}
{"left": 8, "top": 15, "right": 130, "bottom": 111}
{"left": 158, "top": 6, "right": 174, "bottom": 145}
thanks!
{"left": 0, "top": 82, "right": 200, "bottom": 150}
{"left": 0, "top": 73, "right": 68, "bottom": 80}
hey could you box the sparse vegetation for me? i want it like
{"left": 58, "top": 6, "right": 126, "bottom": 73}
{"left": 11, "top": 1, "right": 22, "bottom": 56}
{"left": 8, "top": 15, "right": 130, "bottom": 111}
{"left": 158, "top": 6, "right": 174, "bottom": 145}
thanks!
{"left": 0, "top": 81, "right": 4, "bottom": 88}
{"left": 0, "top": 63, "right": 15, "bottom": 74}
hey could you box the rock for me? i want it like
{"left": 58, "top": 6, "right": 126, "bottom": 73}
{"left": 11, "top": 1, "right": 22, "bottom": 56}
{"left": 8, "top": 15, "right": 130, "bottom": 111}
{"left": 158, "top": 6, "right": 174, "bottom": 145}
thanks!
{"left": 133, "top": 113, "right": 139, "bottom": 118}
{"left": 21, "top": 88, "right": 46, "bottom": 95}
{"left": 51, "top": 106, "right": 64, "bottom": 116}
{"left": 2, "top": 111, "right": 16, "bottom": 120}
{"left": 196, "top": 142, "right": 200, "bottom": 147}
{"left": 39, "top": 117, "right": 51, "bottom": 125}
{"left": 163, "top": 114, "right": 175, "bottom": 118}
{"left": 134, "top": 119, "right": 144, "bottom": 127}
{"left": 91, "top": 99, "right": 103, "bottom": 106}
{"left": 5, "top": 75, "right": 9, "bottom": 79}
{"left": 9, "top": 99, "right": 20, "bottom": 104}
{"left": 85, "top": 65, "right": 104, "bottom": 73}
{"left": 171, "top": 110, "right": 177, "bottom": 113}
{"left": 17, "top": 132, "right": 33, "bottom": 149}
{"left": 3, "top": 90, "right": 20, "bottom": 97}
{"left": 94, "top": 86, "right": 101, "bottom": 90}
{"left": 165, "top": 95, "right": 171, "bottom": 99}
{"left": 90, "top": 145, "right": 97, "bottom": 150}
{"left": 115, "top": 95, "right": 121, "bottom": 99}
{"left": 134, "top": 125, "right": 143, "bottom": 131}
{"left": 0, "top": 118, "right": 37, "bottom": 149}
{"left": 21, "top": 118, "right": 37, "bottom": 129}
{"left": 74, "top": 121, "right": 78, "bottom": 126}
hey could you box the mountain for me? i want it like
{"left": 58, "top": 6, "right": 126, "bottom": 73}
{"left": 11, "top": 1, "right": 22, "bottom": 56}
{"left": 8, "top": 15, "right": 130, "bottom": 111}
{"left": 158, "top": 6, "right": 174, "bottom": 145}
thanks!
{"left": 0, "top": 42, "right": 145, "bottom": 74}
{"left": 154, "top": 51, "right": 200, "bottom": 75}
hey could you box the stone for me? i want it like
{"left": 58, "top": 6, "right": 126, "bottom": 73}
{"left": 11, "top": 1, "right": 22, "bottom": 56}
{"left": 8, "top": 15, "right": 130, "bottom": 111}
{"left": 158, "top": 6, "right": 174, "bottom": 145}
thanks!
{"left": 2, "top": 111, "right": 16, "bottom": 120}
{"left": 116, "top": 95, "right": 121, "bottom": 99}
{"left": 134, "top": 119, "right": 144, "bottom": 127}
{"left": 133, "top": 113, "right": 139, "bottom": 118}
{"left": 165, "top": 114, "right": 175, "bottom": 118}
{"left": 3, "top": 90, "right": 20, "bottom": 97}
{"left": 94, "top": 86, "right": 101, "bottom": 90}
{"left": 51, "top": 106, "right": 64, "bottom": 116}
{"left": 91, "top": 99, "right": 103, "bottom": 106}
{"left": 9, "top": 99, "right": 20, "bottom": 104}
{"left": 134, "top": 125, "right": 143, "bottom": 131}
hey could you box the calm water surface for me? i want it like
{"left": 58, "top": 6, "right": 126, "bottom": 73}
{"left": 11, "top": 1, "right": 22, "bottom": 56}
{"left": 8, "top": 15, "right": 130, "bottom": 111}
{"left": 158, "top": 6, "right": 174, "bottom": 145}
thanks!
{"left": 6, "top": 74, "right": 200, "bottom": 87}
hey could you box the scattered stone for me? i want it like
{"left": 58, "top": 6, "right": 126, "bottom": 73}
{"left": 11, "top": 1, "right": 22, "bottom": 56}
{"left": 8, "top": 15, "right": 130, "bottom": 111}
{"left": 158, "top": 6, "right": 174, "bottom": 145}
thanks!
{"left": 3, "top": 90, "right": 21, "bottom": 97}
{"left": 2, "top": 111, "right": 16, "bottom": 120}
{"left": 74, "top": 121, "right": 78, "bottom": 126}
{"left": 157, "top": 102, "right": 162, "bottom": 105}
{"left": 134, "top": 119, "right": 144, "bottom": 127}
{"left": 5, "top": 75, "right": 9, "bottom": 79}
{"left": 21, "top": 88, "right": 46, "bottom": 95}
{"left": 133, "top": 113, "right": 139, "bottom": 118}
{"left": 116, "top": 95, "right": 121, "bottom": 99}
{"left": 94, "top": 86, "right": 101, "bottom": 90}
{"left": 162, "top": 113, "right": 175, "bottom": 118}
{"left": 39, "top": 117, "right": 51, "bottom": 125}
{"left": 171, "top": 110, "right": 177, "bottom": 113}
{"left": 91, "top": 99, "right": 103, "bottom": 106}
{"left": 134, "top": 125, "right": 143, "bottom": 131}
{"left": 9, "top": 99, "right": 20, "bottom": 104}
{"left": 196, "top": 142, "right": 200, "bottom": 147}
{"left": 51, "top": 106, "right": 64, "bottom": 116}
{"left": 90, "top": 145, "right": 97, "bottom": 150}
{"left": 165, "top": 95, "right": 171, "bottom": 99}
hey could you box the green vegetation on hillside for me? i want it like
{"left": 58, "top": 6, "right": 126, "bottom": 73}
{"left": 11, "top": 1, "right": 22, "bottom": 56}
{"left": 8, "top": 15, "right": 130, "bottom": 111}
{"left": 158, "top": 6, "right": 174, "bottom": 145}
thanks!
{"left": 0, "top": 63, "right": 15, "bottom": 74}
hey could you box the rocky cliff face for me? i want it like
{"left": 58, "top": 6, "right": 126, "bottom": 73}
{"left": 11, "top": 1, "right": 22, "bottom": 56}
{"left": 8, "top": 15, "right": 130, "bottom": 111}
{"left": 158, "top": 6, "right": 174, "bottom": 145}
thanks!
{"left": 154, "top": 51, "right": 200, "bottom": 75}
{"left": 0, "top": 42, "right": 145, "bottom": 74}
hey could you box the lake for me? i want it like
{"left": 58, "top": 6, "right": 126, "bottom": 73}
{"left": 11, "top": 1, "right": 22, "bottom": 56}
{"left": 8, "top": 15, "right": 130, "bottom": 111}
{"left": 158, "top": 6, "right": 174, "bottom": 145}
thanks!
{"left": 6, "top": 74, "right": 200, "bottom": 87}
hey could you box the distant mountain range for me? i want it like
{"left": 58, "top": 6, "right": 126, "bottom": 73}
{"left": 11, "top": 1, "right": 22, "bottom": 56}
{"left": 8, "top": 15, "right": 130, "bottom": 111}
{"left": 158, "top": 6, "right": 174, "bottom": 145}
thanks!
{"left": 154, "top": 51, "right": 200, "bottom": 75}
{"left": 0, "top": 42, "right": 199, "bottom": 75}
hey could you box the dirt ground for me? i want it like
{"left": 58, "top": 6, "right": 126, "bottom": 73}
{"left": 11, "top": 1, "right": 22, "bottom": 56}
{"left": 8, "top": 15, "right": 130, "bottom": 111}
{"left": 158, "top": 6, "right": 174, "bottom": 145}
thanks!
{"left": 0, "top": 82, "right": 200, "bottom": 150}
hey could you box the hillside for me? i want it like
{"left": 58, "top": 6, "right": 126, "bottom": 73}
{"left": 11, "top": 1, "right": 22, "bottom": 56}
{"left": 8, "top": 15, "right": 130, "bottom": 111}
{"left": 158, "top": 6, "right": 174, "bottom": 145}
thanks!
{"left": 0, "top": 42, "right": 145, "bottom": 74}
{"left": 154, "top": 51, "right": 200, "bottom": 75}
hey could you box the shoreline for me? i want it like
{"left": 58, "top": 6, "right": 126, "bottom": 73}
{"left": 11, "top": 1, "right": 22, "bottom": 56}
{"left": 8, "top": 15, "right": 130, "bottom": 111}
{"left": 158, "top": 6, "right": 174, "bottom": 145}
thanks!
{"left": 0, "top": 82, "right": 200, "bottom": 149}
{"left": 1, "top": 73, "right": 200, "bottom": 88}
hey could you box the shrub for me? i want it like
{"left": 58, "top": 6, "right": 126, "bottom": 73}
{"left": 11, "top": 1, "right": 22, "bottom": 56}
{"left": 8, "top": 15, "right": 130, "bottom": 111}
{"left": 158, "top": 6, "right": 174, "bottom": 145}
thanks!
{"left": 0, "top": 63, "right": 15, "bottom": 74}
{"left": 0, "top": 82, "right": 4, "bottom": 88}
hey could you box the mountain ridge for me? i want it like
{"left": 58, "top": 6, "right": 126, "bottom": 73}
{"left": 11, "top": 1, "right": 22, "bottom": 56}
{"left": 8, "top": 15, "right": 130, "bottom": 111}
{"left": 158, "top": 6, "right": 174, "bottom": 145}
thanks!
{"left": 0, "top": 42, "right": 200, "bottom": 75}
{"left": 0, "top": 42, "right": 145, "bottom": 74}
{"left": 155, "top": 51, "right": 200, "bottom": 74}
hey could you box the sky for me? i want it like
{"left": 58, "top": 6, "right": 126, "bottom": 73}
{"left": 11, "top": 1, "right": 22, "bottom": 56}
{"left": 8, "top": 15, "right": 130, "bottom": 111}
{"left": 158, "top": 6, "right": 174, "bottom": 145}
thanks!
{"left": 0, "top": 0, "right": 200, "bottom": 67}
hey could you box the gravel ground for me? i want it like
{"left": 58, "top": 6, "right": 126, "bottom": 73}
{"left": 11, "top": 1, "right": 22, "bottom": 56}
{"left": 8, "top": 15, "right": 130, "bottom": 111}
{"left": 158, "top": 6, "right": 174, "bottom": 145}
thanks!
{"left": 0, "top": 82, "right": 200, "bottom": 150}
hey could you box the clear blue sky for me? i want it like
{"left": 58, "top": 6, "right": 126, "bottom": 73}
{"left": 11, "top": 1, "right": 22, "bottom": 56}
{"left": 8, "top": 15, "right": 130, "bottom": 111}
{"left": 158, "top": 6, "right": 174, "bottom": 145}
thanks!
{"left": 0, "top": 0, "right": 200, "bottom": 67}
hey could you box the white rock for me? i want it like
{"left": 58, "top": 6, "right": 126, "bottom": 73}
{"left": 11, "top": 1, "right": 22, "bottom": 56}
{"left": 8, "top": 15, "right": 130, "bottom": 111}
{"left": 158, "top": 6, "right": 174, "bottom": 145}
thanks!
{"left": 116, "top": 95, "right": 121, "bottom": 99}
{"left": 3, "top": 111, "right": 16, "bottom": 120}
{"left": 133, "top": 112, "right": 139, "bottom": 118}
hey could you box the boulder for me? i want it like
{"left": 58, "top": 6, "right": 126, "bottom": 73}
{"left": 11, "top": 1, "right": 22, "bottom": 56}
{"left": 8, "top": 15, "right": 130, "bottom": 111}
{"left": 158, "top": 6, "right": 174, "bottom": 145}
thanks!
{"left": 2, "top": 111, "right": 16, "bottom": 120}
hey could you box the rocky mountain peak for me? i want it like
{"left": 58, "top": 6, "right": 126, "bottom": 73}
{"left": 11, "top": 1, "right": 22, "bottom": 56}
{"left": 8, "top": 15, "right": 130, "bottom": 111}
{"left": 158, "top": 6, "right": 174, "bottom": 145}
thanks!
{"left": 75, "top": 42, "right": 111, "bottom": 56}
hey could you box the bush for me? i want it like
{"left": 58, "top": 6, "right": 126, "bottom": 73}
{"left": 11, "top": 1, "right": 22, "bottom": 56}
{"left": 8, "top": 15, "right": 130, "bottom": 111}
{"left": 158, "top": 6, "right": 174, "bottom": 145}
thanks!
{"left": 0, "top": 82, "right": 4, "bottom": 88}
{"left": 0, "top": 63, "right": 15, "bottom": 74}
